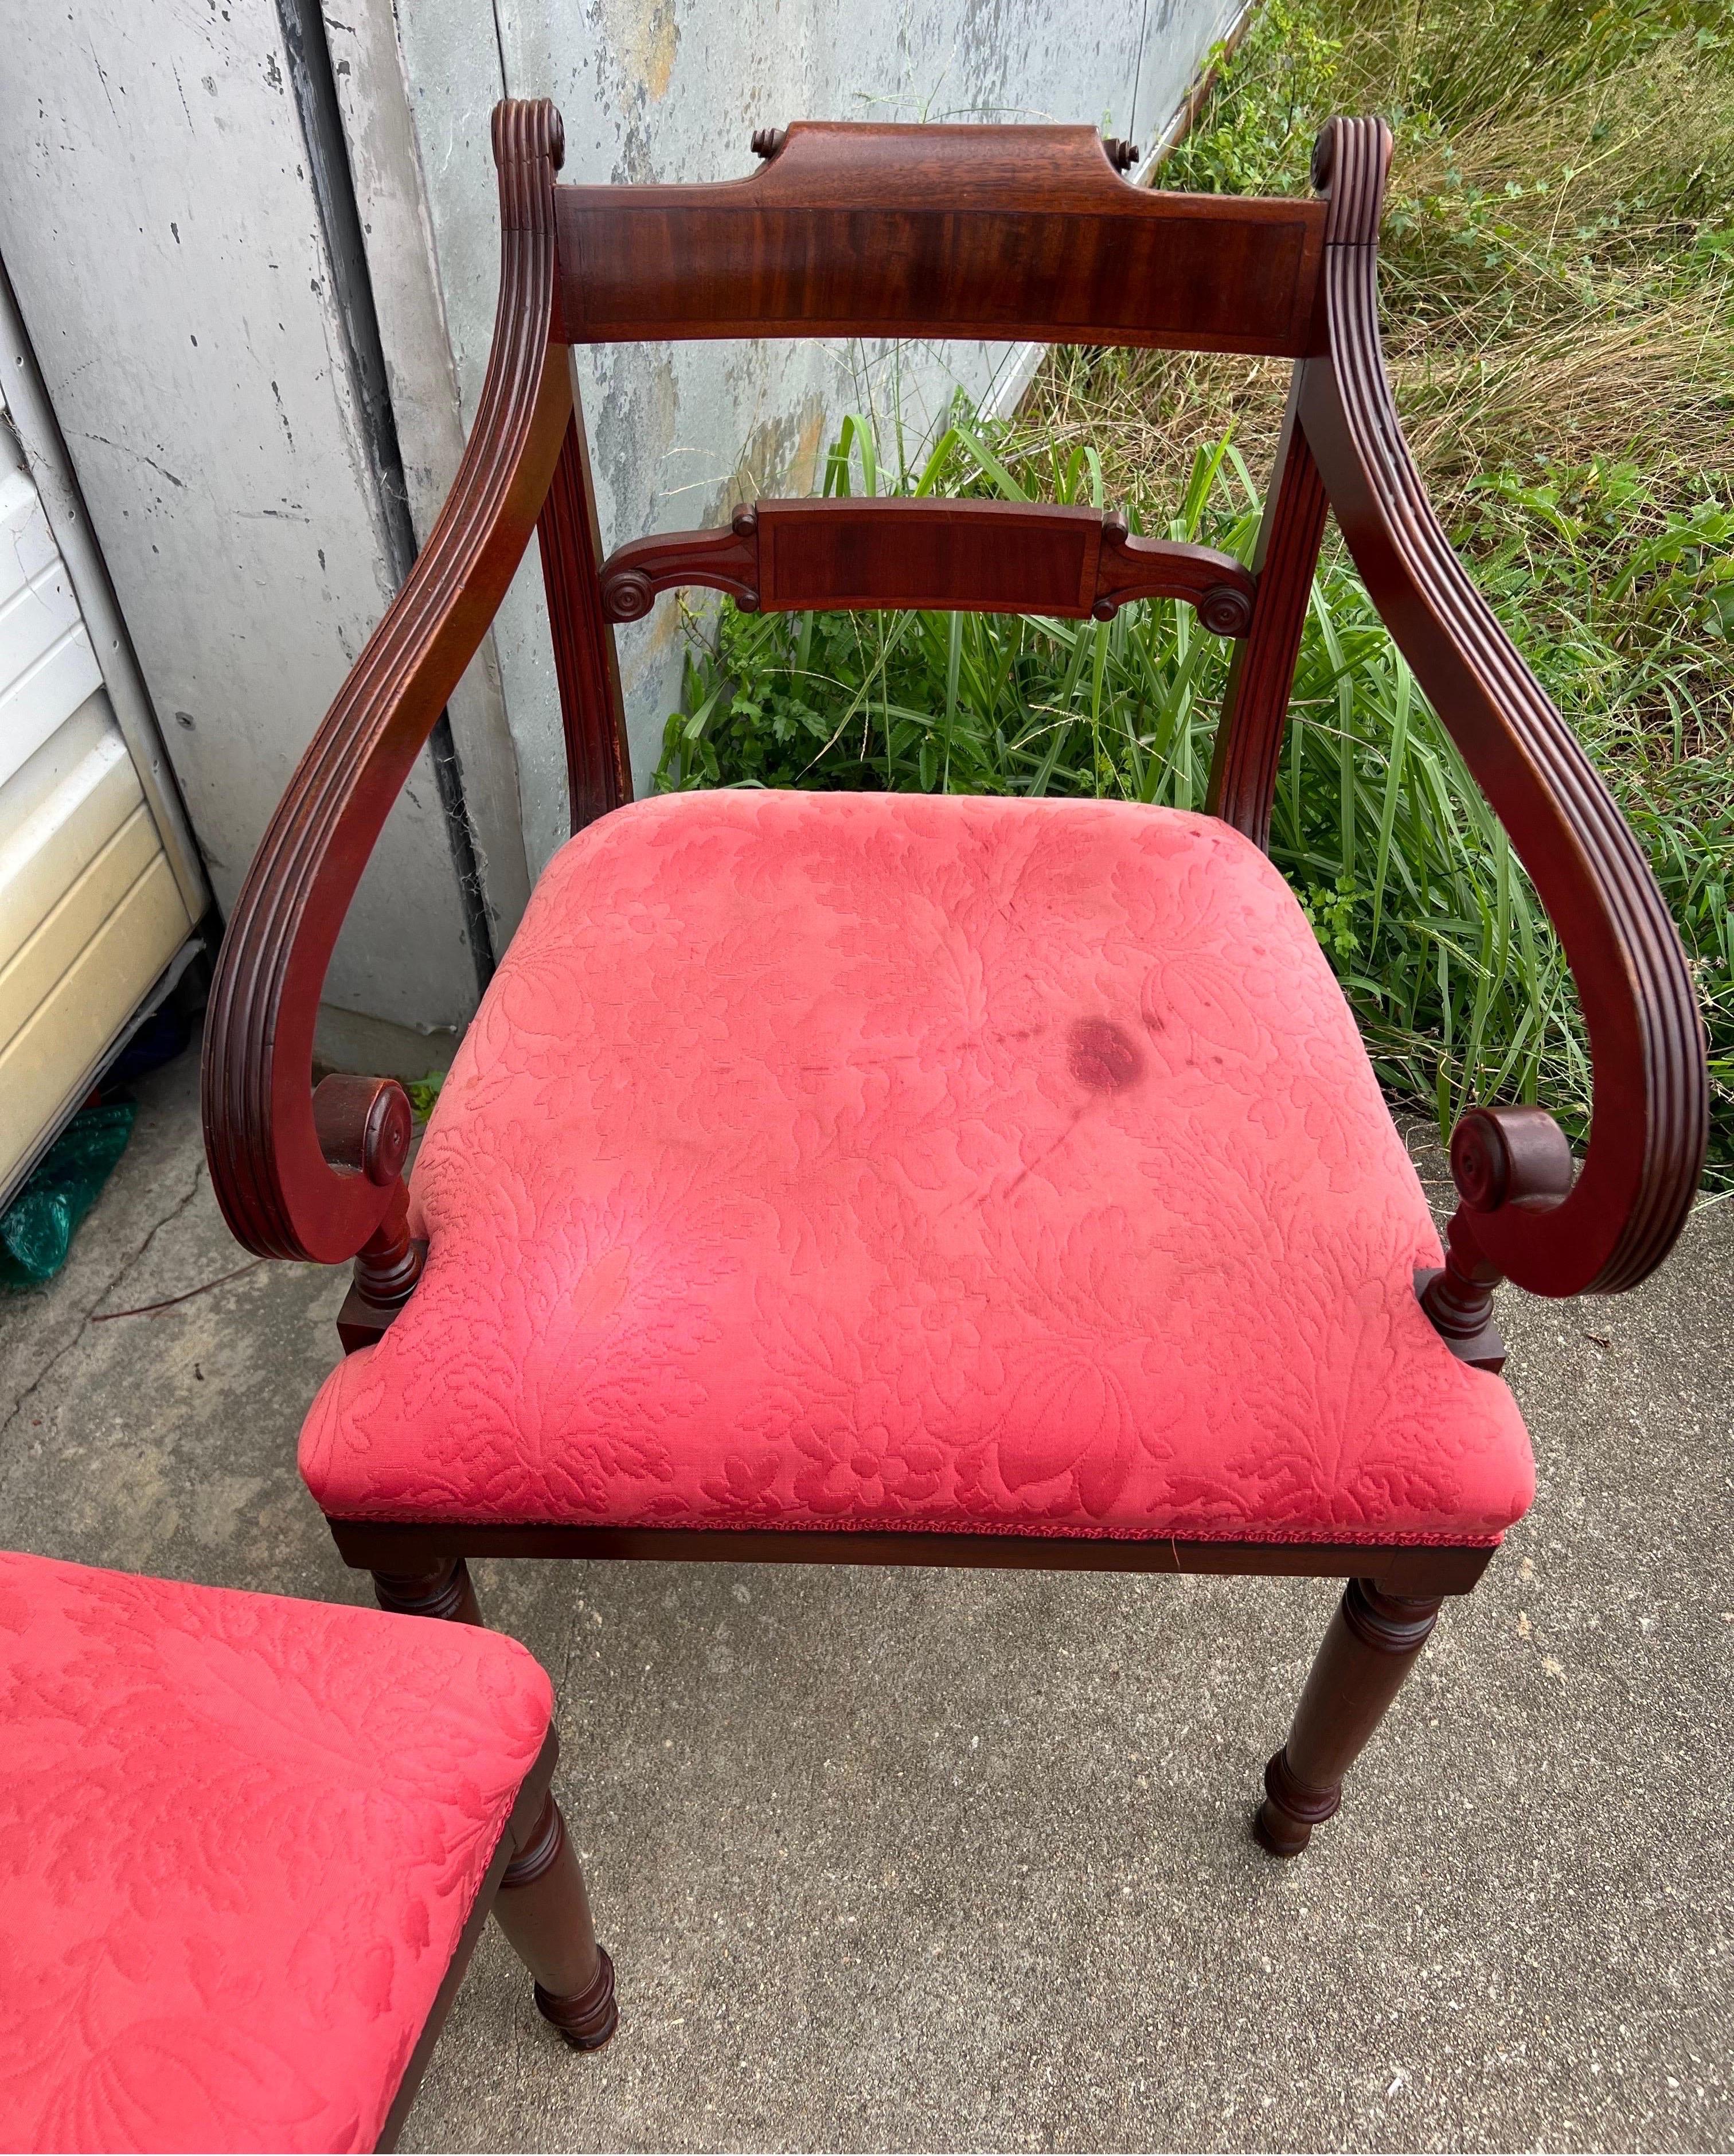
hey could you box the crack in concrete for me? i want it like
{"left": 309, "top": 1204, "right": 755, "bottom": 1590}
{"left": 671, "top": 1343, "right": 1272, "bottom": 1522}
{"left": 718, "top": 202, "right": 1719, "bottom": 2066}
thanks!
{"left": 0, "top": 1159, "right": 209, "bottom": 1452}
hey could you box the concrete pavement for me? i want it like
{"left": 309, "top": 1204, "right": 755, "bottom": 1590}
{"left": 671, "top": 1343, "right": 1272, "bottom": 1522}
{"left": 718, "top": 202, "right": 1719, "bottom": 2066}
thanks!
{"left": 2, "top": 1044, "right": 1728, "bottom": 2151}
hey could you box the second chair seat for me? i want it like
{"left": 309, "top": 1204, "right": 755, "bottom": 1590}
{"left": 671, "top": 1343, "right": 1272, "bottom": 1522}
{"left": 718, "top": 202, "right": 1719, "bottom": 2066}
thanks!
{"left": 0, "top": 1550, "right": 607, "bottom": 2154}
{"left": 301, "top": 789, "right": 1533, "bottom": 1549}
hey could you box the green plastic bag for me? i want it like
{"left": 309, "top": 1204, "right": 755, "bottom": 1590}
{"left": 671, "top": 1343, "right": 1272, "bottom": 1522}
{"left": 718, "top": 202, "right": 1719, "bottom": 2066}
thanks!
{"left": 0, "top": 1102, "right": 137, "bottom": 1289}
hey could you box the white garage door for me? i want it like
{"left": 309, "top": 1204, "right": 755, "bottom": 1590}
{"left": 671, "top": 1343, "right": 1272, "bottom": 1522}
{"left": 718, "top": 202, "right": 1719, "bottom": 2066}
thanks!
{"left": 0, "top": 380, "right": 204, "bottom": 1205}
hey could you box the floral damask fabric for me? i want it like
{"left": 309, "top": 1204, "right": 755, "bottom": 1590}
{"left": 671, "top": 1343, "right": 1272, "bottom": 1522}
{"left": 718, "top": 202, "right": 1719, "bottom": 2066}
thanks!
{"left": 302, "top": 790, "right": 1533, "bottom": 1545}
{"left": 0, "top": 1552, "right": 552, "bottom": 2153}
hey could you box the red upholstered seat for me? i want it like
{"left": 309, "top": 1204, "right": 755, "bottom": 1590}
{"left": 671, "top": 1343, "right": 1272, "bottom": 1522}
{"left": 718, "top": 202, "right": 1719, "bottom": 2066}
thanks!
{"left": 302, "top": 790, "right": 1533, "bottom": 1547}
{"left": 0, "top": 1551, "right": 552, "bottom": 2154}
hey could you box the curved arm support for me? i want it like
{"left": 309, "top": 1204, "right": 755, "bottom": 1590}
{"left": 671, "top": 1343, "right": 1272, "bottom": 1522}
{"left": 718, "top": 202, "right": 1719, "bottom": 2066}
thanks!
{"left": 201, "top": 102, "right": 573, "bottom": 1262}
{"left": 1303, "top": 119, "right": 1706, "bottom": 1296}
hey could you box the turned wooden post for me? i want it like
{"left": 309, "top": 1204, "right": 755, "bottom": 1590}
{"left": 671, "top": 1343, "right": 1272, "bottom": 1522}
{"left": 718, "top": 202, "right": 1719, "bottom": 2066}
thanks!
{"left": 1255, "top": 1578, "right": 1442, "bottom": 1856}
{"left": 335, "top": 1183, "right": 428, "bottom": 1356}
{"left": 1416, "top": 1211, "right": 1508, "bottom": 1373}
{"left": 494, "top": 1789, "right": 619, "bottom": 2048}
{"left": 307, "top": 1075, "right": 429, "bottom": 1356}
{"left": 1418, "top": 1105, "right": 1576, "bottom": 1373}
{"left": 370, "top": 1557, "right": 483, "bottom": 1627}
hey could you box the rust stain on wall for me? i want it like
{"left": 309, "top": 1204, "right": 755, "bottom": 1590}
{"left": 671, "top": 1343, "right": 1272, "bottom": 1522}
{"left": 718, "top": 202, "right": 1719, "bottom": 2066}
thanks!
{"left": 728, "top": 391, "right": 830, "bottom": 505}
{"left": 602, "top": 0, "right": 681, "bottom": 104}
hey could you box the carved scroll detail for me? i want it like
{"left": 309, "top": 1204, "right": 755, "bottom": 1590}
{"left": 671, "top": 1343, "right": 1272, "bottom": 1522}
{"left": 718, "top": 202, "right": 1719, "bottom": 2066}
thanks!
{"left": 599, "top": 512, "right": 760, "bottom": 622}
{"left": 1092, "top": 513, "right": 1252, "bottom": 631}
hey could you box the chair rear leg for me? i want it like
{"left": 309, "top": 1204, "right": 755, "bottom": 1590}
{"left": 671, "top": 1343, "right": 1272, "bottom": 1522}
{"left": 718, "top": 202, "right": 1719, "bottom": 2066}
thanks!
{"left": 1255, "top": 1577, "right": 1442, "bottom": 1856}
{"left": 370, "top": 1557, "right": 483, "bottom": 1626}
{"left": 493, "top": 1789, "right": 618, "bottom": 2049}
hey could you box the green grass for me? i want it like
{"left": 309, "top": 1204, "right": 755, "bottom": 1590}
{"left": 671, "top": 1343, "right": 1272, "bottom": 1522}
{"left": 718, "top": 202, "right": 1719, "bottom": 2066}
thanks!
{"left": 655, "top": 0, "right": 1734, "bottom": 1179}
{"left": 404, "top": 1071, "right": 446, "bottom": 1121}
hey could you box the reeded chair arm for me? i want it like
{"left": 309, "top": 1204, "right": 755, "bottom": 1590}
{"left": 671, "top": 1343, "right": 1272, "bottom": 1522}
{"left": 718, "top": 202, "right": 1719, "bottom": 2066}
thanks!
{"left": 1303, "top": 119, "right": 1706, "bottom": 1302}
{"left": 200, "top": 103, "right": 572, "bottom": 1264}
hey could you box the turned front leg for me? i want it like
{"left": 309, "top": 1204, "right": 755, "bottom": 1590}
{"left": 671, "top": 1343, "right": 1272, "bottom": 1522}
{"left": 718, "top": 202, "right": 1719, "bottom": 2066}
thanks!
{"left": 1255, "top": 1578, "right": 1442, "bottom": 1856}
{"left": 493, "top": 1790, "right": 618, "bottom": 2048}
{"left": 370, "top": 1557, "right": 483, "bottom": 1625}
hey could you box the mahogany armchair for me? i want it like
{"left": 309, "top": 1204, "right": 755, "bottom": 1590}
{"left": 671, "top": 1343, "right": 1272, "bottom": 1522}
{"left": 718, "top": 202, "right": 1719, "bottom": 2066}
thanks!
{"left": 202, "top": 106, "right": 1706, "bottom": 1904}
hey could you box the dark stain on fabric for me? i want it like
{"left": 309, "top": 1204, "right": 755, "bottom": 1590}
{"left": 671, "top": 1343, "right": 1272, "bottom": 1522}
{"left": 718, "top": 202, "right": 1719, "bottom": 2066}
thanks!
{"left": 1067, "top": 1016, "right": 1145, "bottom": 1092}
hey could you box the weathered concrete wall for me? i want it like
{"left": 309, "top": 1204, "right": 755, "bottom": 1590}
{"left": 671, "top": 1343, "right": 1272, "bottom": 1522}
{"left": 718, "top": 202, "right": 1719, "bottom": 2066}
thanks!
{"left": 366, "top": 0, "right": 1240, "bottom": 878}
{"left": 0, "top": 1, "right": 520, "bottom": 1066}
{"left": 1, "top": 0, "right": 1237, "bottom": 1053}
